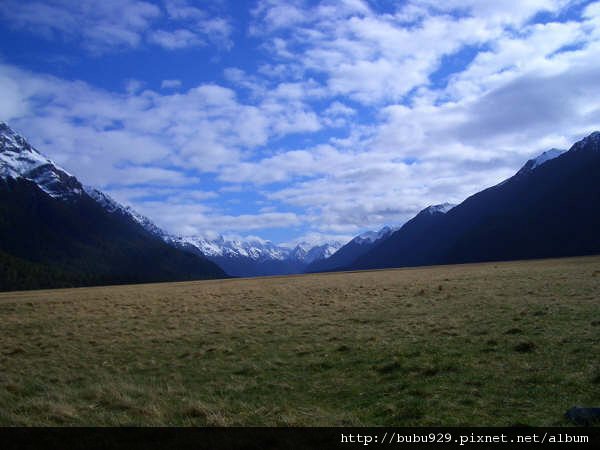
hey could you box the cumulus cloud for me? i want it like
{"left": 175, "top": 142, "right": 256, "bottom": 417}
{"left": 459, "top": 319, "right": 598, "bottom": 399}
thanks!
{"left": 0, "top": 62, "right": 320, "bottom": 238}
{"left": 214, "top": 0, "right": 599, "bottom": 240}
{"left": 0, "top": 64, "right": 273, "bottom": 182}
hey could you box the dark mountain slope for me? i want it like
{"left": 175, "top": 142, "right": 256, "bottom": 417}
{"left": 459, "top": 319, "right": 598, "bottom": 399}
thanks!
{"left": 350, "top": 132, "right": 600, "bottom": 270}
{"left": 305, "top": 226, "right": 395, "bottom": 273}
{"left": 0, "top": 121, "right": 227, "bottom": 292}
{"left": 349, "top": 205, "right": 457, "bottom": 270}
{"left": 0, "top": 177, "right": 226, "bottom": 290}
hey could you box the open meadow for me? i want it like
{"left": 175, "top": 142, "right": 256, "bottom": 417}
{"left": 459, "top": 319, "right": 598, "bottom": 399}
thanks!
{"left": 1, "top": 256, "right": 599, "bottom": 426}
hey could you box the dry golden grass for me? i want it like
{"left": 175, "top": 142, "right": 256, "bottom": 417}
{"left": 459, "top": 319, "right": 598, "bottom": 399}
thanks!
{"left": 1, "top": 256, "right": 599, "bottom": 425}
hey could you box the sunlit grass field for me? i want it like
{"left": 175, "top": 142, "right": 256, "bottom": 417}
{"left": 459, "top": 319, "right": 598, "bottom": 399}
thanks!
{"left": 1, "top": 256, "right": 599, "bottom": 426}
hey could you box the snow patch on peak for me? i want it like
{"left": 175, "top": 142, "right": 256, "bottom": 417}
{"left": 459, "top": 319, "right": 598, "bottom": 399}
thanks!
{"left": 423, "top": 203, "right": 456, "bottom": 215}
{"left": 291, "top": 241, "right": 343, "bottom": 264}
{"left": 1, "top": 123, "right": 81, "bottom": 199}
{"left": 582, "top": 130, "right": 600, "bottom": 142}
{"left": 166, "top": 235, "right": 290, "bottom": 261}
{"left": 84, "top": 186, "right": 167, "bottom": 237}
{"left": 530, "top": 148, "right": 565, "bottom": 170}
{"left": 572, "top": 130, "right": 600, "bottom": 151}
{"left": 166, "top": 235, "right": 342, "bottom": 265}
{"left": 516, "top": 148, "right": 565, "bottom": 176}
{"left": 1, "top": 122, "right": 168, "bottom": 234}
{"left": 84, "top": 186, "right": 121, "bottom": 213}
{"left": 354, "top": 225, "right": 396, "bottom": 245}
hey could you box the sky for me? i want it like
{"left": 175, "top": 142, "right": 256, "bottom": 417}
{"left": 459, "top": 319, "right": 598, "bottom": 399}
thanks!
{"left": 1, "top": 0, "right": 600, "bottom": 246}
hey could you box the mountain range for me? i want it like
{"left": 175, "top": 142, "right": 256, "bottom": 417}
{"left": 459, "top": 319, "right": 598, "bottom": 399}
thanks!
{"left": 2, "top": 120, "right": 600, "bottom": 291}
{"left": 85, "top": 186, "right": 343, "bottom": 277}
{"left": 164, "top": 235, "right": 342, "bottom": 277}
{"left": 329, "top": 133, "right": 600, "bottom": 271}
{"left": 305, "top": 225, "right": 397, "bottom": 273}
{"left": 0, "top": 122, "right": 341, "bottom": 288}
{"left": 0, "top": 122, "right": 225, "bottom": 291}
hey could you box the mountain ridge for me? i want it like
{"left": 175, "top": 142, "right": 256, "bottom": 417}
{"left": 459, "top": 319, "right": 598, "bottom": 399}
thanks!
{"left": 0, "top": 123, "right": 226, "bottom": 291}
{"left": 346, "top": 131, "right": 600, "bottom": 271}
{"left": 3, "top": 121, "right": 599, "bottom": 286}
{"left": 0, "top": 121, "right": 341, "bottom": 279}
{"left": 166, "top": 234, "right": 342, "bottom": 277}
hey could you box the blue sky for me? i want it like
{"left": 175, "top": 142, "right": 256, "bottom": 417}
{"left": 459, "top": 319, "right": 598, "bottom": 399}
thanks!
{"left": 1, "top": 0, "right": 600, "bottom": 246}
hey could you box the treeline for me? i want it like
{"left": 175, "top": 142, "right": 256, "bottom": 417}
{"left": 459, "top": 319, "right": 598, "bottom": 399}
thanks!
{"left": 0, "top": 250, "right": 92, "bottom": 291}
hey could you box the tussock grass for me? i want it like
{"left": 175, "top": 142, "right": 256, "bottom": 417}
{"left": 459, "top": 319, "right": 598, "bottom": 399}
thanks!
{"left": 1, "top": 256, "right": 599, "bottom": 426}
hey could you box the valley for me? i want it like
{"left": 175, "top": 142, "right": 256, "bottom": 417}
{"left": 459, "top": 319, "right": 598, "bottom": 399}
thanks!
{"left": 1, "top": 255, "right": 598, "bottom": 426}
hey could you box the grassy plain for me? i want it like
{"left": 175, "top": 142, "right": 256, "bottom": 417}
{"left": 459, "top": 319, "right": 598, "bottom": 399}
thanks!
{"left": 1, "top": 256, "right": 599, "bottom": 426}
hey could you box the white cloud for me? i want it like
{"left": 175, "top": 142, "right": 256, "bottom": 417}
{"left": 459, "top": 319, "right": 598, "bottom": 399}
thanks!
{"left": 160, "top": 79, "right": 182, "bottom": 89}
{"left": 252, "top": 1, "right": 506, "bottom": 103}
{"left": 125, "top": 79, "right": 145, "bottom": 94}
{"left": 0, "top": 0, "right": 161, "bottom": 53}
{"left": 149, "top": 28, "right": 204, "bottom": 49}
{"left": 163, "top": 0, "right": 233, "bottom": 49}
{"left": 0, "top": 0, "right": 233, "bottom": 53}
{"left": 207, "top": 0, "right": 600, "bottom": 236}
{"left": 251, "top": 0, "right": 309, "bottom": 32}
{"left": 280, "top": 231, "right": 354, "bottom": 248}
{"left": 0, "top": 73, "right": 29, "bottom": 120}
{"left": 131, "top": 201, "right": 302, "bottom": 236}
{"left": 416, "top": 0, "right": 572, "bottom": 26}
{"left": 165, "top": 0, "right": 205, "bottom": 20}
{"left": 1, "top": 65, "right": 280, "bottom": 181}
{"left": 0, "top": 61, "right": 322, "bottom": 237}
{"left": 324, "top": 101, "right": 356, "bottom": 117}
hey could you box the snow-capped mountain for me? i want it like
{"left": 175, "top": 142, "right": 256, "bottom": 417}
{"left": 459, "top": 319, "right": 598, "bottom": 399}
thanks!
{"left": 164, "top": 234, "right": 342, "bottom": 277}
{"left": 571, "top": 130, "right": 600, "bottom": 151}
{"left": 166, "top": 235, "right": 288, "bottom": 261}
{"left": 0, "top": 122, "right": 342, "bottom": 279}
{"left": 0, "top": 122, "right": 225, "bottom": 291}
{"left": 306, "top": 225, "right": 396, "bottom": 273}
{"left": 516, "top": 148, "right": 565, "bottom": 176}
{"left": 349, "top": 131, "right": 600, "bottom": 270}
{"left": 0, "top": 122, "right": 169, "bottom": 240}
{"left": 0, "top": 122, "right": 83, "bottom": 199}
{"left": 306, "top": 204, "right": 454, "bottom": 273}
{"left": 308, "top": 242, "right": 342, "bottom": 261}
{"left": 287, "top": 241, "right": 342, "bottom": 264}
{"left": 84, "top": 186, "right": 167, "bottom": 238}
{"left": 353, "top": 226, "right": 396, "bottom": 245}
{"left": 422, "top": 203, "right": 455, "bottom": 215}
{"left": 84, "top": 183, "right": 342, "bottom": 275}
{"left": 7, "top": 119, "right": 599, "bottom": 285}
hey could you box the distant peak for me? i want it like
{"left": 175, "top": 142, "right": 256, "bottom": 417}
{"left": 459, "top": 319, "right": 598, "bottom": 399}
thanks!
{"left": 423, "top": 203, "right": 455, "bottom": 215}
{"left": 1, "top": 122, "right": 81, "bottom": 199}
{"left": 166, "top": 234, "right": 339, "bottom": 263}
{"left": 586, "top": 130, "right": 600, "bottom": 139}
{"left": 0, "top": 122, "right": 21, "bottom": 140}
{"left": 531, "top": 148, "right": 565, "bottom": 168}
{"left": 354, "top": 225, "right": 396, "bottom": 244}
{"left": 0, "top": 122, "right": 18, "bottom": 140}
{"left": 517, "top": 147, "right": 565, "bottom": 175}
{"left": 0, "top": 123, "right": 40, "bottom": 157}
{"left": 574, "top": 131, "right": 600, "bottom": 148}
